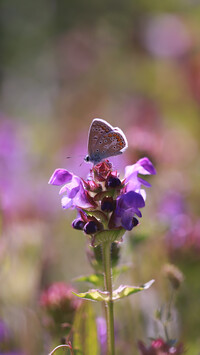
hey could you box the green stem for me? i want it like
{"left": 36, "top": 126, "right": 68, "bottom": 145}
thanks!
{"left": 102, "top": 242, "right": 115, "bottom": 355}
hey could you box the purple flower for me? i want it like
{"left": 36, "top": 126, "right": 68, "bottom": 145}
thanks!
{"left": 49, "top": 157, "right": 156, "bottom": 236}
{"left": 111, "top": 191, "right": 144, "bottom": 230}
{"left": 110, "top": 158, "right": 156, "bottom": 231}
{"left": 49, "top": 169, "right": 94, "bottom": 209}
{"left": 125, "top": 157, "right": 156, "bottom": 196}
{"left": 96, "top": 317, "right": 107, "bottom": 354}
{"left": 0, "top": 319, "right": 10, "bottom": 342}
{"left": 48, "top": 169, "right": 73, "bottom": 185}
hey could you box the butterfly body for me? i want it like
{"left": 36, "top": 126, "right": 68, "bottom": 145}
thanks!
{"left": 85, "top": 118, "right": 128, "bottom": 165}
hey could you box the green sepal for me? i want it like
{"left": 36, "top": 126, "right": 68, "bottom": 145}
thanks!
{"left": 83, "top": 210, "right": 108, "bottom": 224}
{"left": 73, "top": 280, "right": 154, "bottom": 302}
{"left": 94, "top": 190, "right": 115, "bottom": 201}
{"left": 94, "top": 228, "right": 126, "bottom": 246}
{"left": 74, "top": 273, "right": 104, "bottom": 287}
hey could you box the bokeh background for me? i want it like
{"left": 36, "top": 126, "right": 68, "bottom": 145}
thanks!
{"left": 1, "top": 1, "right": 200, "bottom": 354}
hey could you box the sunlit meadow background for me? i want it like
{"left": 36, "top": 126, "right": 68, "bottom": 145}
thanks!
{"left": 1, "top": 1, "right": 200, "bottom": 354}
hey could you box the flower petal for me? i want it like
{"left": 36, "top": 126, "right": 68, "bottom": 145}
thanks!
{"left": 121, "top": 208, "right": 136, "bottom": 231}
{"left": 137, "top": 157, "right": 156, "bottom": 175}
{"left": 61, "top": 195, "right": 73, "bottom": 209}
{"left": 49, "top": 169, "right": 73, "bottom": 186}
{"left": 125, "top": 157, "right": 156, "bottom": 179}
{"left": 121, "top": 191, "right": 145, "bottom": 209}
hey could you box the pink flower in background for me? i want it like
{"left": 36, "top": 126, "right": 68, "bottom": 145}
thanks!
{"left": 142, "top": 14, "right": 191, "bottom": 58}
{"left": 40, "top": 282, "right": 81, "bottom": 328}
{"left": 138, "top": 338, "right": 184, "bottom": 355}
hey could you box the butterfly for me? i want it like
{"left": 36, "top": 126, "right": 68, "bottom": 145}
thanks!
{"left": 84, "top": 118, "right": 128, "bottom": 165}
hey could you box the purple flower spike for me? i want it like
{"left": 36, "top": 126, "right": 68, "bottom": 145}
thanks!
{"left": 49, "top": 169, "right": 73, "bottom": 186}
{"left": 49, "top": 150, "right": 155, "bottom": 237}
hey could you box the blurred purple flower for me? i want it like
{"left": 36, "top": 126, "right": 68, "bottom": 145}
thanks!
{"left": 142, "top": 14, "right": 191, "bottom": 58}
{"left": 159, "top": 192, "right": 186, "bottom": 221}
{"left": 0, "top": 320, "right": 10, "bottom": 343}
{"left": 0, "top": 318, "right": 25, "bottom": 355}
{"left": 0, "top": 117, "right": 59, "bottom": 220}
{"left": 158, "top": 190, "right": 200, "bottom": 257}
{"left": 96, "top": 317, "right": 107, "bottom": 354}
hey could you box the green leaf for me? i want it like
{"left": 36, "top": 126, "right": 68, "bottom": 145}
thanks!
{"left": 94, "top": 228, "right": 126, "bottom": 246}
{"left": 72, "top": 289, "right": 110, "bottom": 302}
{"left": 73, "top": 280, "right": 154, "bottom": 302}
{"left": 74, "top": 273, "right": 104, "bottom": 287}
{"left": 73, "top": 302, "right": 100, "bottom": 355}
{"left": 112, "top": 279, "right": 155, "bottom": 300}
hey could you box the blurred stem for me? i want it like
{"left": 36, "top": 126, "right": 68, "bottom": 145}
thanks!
{"left": 102, "top": 241, "right": 115, "bottom": 355}
{"left": 163, "top": 323, "right": 170, "bottom": 343}
{"left": 167, "top": 288, "right": 174, "bottom": 321}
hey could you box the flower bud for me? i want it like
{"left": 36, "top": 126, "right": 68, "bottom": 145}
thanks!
{"left": 106, "top": 175, "right": 121, "bottom": 188}
{"left": 101, "top": 197, "right": 115, "bottom": 212}
{"left": 40, "top": 282, "right": 81, "bottom": 336}
{"left": 72, "top": 218, "right": 86, "bottom": 230}
{"left": 84, "top": 221, "right": 98, "bottom": 235}
{"left": 132, "top": 217, "right": 139, "bottom": 228}
{"left": 163, "top": 264, "right": 184, "bottom": 290}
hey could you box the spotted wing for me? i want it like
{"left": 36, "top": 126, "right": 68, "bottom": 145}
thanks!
{"left": 87, "top": 118, "right": 113, "bottom": 157}
{"left": 94, "top": 127, "right": 128, "bottom": 160}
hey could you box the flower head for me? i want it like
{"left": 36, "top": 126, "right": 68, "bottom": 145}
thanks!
{"left": 40, "top": 282, "right": 81, "bottom": 335}
{"left": 163, "top": 264, "right": 184, "bottom": 290}
{"left": 138, "top": 338, "right": 184, "bottom": 355}
{"left": 49, "top": 157, "right": 156, "bottom": 243}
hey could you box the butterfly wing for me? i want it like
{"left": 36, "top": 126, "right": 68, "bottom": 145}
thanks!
{"left": 95, "top": 128, "right": 128, "bottom": 160}
{"left": 87, "top": 119, "right": 128, "bottom": 163}
{"left": 87, "top": 119, "right": 113, "bottom": 158}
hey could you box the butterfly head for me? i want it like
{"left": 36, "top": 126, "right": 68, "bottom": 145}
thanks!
{"left": 84, "top": 153, "right": 102, "bottom": 165}
{"left": 84, "top": 155, "right": 90, "bottom": 163}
